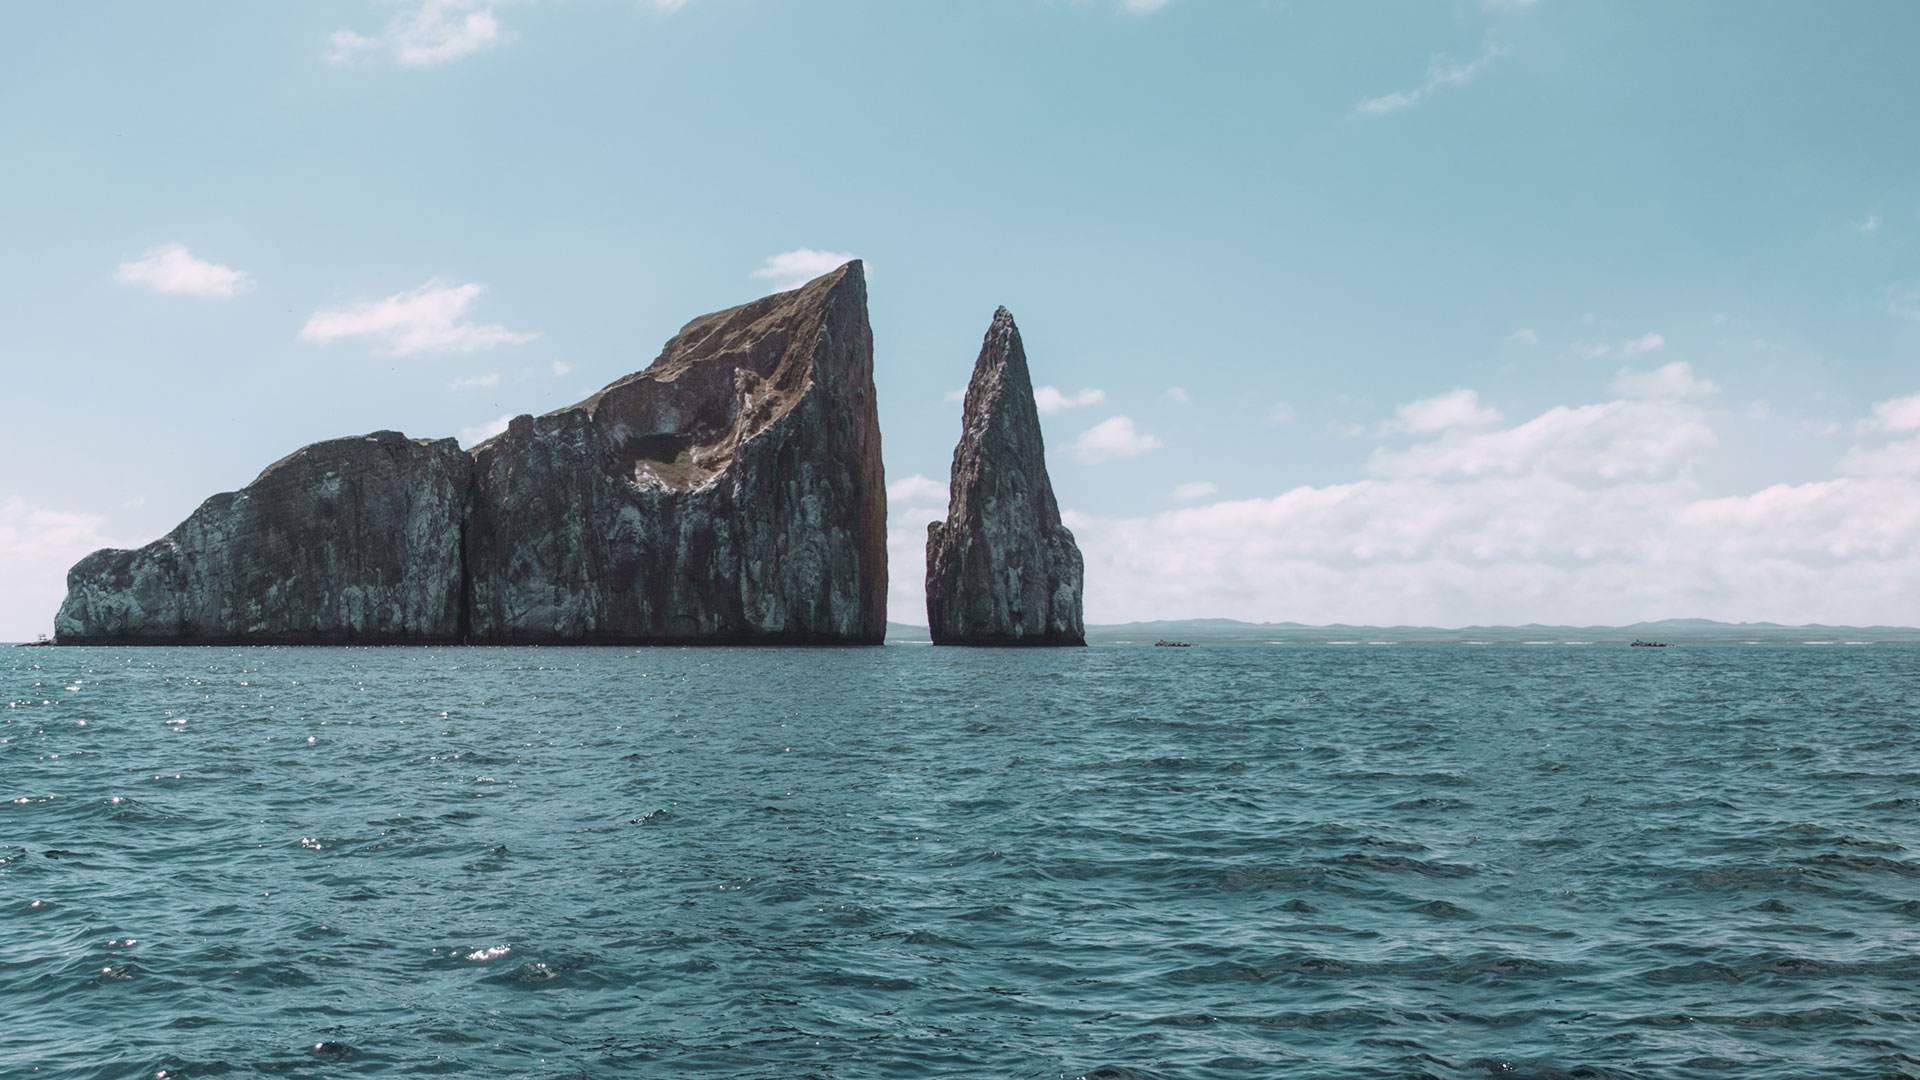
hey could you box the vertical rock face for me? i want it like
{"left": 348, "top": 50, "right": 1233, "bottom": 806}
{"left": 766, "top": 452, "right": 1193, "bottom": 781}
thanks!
{"left": 925, "top": 307, "right": 1085, "bottom": 646}
{"left": 463, "top": 260, "right": 887, "bottom": 643}
{"left": 54, "top": 432, "right": 470, "bottom": 644}
{"left": 53, "top": 263, "right": 886, "bottom": 645}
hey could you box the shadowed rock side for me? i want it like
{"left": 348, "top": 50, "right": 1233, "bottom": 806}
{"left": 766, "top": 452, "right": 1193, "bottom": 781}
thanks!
{"left": 55, "top": 432, "right": 470, "bottom": 644}
{"left": 464, "top": 261, "right": 887, "bottom": 643}
{"left": 926, "top": 307, "right": 1085, "bottom": 646}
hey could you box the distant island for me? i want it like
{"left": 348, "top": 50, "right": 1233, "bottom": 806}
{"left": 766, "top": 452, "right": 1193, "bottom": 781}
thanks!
{"left": 52, "top": 264, "right": 1089, "bottom": 648}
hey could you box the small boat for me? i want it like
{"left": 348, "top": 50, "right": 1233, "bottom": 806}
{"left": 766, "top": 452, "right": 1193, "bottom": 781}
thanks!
{"left": 1154, "top": 639, "right": 1194, "bottom": 647}
{"left": 1629, "top": 639, "right": 1670, "bottom": 647}
{"left": 15, "top": 634, "right": 53, "bottom": 648}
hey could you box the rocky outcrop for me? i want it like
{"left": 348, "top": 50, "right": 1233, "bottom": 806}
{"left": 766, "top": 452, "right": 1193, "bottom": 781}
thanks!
{"left": 54, "top": 262, "right": 888, "bottom": 646}
{"left": 55, "top": 432, "right": 470, "bottom": 644}
{"left": 464, "top": 260, "right": 886, "bottom": 643}
{"left": 925, "top": 307, "right": 1084, "bottom": 646}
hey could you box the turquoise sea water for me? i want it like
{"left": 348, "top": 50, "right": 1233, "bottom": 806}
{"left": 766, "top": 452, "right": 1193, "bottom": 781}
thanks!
{"left": 3, "top": 644, "right": 1917, "bottom": 1079}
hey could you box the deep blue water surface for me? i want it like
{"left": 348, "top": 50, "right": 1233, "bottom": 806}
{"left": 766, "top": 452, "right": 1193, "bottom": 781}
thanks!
{"left": 4, "top": 644, "right": 1918, "bottom": 1079}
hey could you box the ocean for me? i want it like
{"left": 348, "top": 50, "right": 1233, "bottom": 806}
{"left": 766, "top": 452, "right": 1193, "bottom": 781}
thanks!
{"left": 4, "top": 643, "right": 1917, "bottom": 1079}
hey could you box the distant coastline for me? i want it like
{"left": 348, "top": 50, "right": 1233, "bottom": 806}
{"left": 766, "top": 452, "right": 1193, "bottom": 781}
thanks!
{"left": 889, "top": 618, "right": 1920, "bottom": 645}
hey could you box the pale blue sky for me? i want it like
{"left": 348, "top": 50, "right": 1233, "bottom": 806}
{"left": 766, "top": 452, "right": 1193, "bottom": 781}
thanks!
{"left": 5, "top": 1, "right": 1920, "bottom": 636}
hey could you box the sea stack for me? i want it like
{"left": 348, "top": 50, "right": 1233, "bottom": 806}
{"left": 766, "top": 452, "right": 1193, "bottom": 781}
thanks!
{"left": 925, "top": 307, "right": 1085, "bottom": 646}
{"left": 54, "top": 263, "right": 888, "bottom": 645}
{"left": 464, "top": 261, "right": 887, "bottom": 643}
{"left": 55, "top": 432, "right": 471, "bottom": 644}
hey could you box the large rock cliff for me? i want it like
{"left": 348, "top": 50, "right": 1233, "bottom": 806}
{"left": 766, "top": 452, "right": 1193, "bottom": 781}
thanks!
{"left": 55, "top": 432, "right": 471, "bottom": 644}
{"left": 55, "top": 262, "right": 887, "bottom": 646}
{"left": 464, "top": 261, "right": 887, "bottom": 643}
{"left": 925, "top": 307, "right": 1085, "bottom": 646}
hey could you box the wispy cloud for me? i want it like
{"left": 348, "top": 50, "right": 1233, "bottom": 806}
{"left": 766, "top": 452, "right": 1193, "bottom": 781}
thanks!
{"left": 451, "top": 372, "right": 501, "bottom": 390}
{"left": 1034, "top": 386, "right": 1106, "bottom": 415}
{"left": 327, "top": 0, "right": 510, "bottom": 67}
{"left": 1268, "top": 401, "right": 1296, "bottom": 425}
{"left": 1610, "top": 361, "right": 1717, "bottom": 401}
{"left": 1072, "top": 416, "right": 1162, "bottom": 465}
{"left": 459, "top": 414, "right": 513, "bottom": 447}
{"left": 1619, "top": 332, "right": 1666, "bottom": 357}
{"left": 1162, "top": 387, "right": 1191, "bottom": 404}
{"left": 114, "top": 244, "right": 252, "bottom": 299}
{"left": 1172, "top": 481, "right": 1217, "bottom": 500}
{"left": 301, "top": 281, "right": 535, "bottom": 356}
{"left": 1357, "top": 40, "right": 1507, "bottom": 116}
{"left": 887, "top": 474, "right": 948, "bottom": 505}
{"left": 551, "top": 359, "right": 574, "bottom": 377}
{"left": 1387, "top": 388, "right": 1501, "bottom": 434}
{"left": 1508, "top": 328, "right": 1540, "bottom": 345}
{"left": 750, "top": 248, "right": 858, "bottom": 293}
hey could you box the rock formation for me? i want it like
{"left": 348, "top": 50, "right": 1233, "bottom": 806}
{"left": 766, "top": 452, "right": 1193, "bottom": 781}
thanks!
{"left": 56, "top": 432, "right": 470, "bottom": 644}
{"left": 54, "top": 262, "right": 888, "bottom": 645}
{"left": 464, "top": 261, "right": 887, "bottom": 643}
{"left": 925, "top": 307, "right": 1085, "bottom": 646}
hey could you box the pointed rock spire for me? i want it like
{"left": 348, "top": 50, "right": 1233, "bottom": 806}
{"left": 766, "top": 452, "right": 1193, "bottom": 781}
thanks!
{"left": 925, "top": 307, "right": 1085, "bottom": 646}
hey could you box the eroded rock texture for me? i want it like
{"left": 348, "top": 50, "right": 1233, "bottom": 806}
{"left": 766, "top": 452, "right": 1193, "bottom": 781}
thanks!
{"left": 925, "top": 307, "right": 1085, "bottom": 646}
{"left": 463, "top": 260, "right": 887, "bottom": 643}
{"left": 55, "top": 432, "right": 470, "bottom": 644}
{"left": 55, "top": 263, "right": 888, "bottom": 646}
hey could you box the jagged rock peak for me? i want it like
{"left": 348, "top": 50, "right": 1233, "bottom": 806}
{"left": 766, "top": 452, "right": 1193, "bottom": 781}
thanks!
{"left": 925, "top": 306, "right": 1085, "bottom": 646}
{"left": 56, "top": 431, "right": 471, "bottom": 644}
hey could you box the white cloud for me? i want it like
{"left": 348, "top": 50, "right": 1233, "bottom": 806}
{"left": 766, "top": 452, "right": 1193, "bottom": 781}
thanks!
{"left": 1609, "top": 360, "right": 1717, "bottom": 401}
{"left": 1072, "top": 416, "right": 1162, "bottom": 465}
{"left": 1357, "top": 40, "right": 1507, "bottom": 116}
{"left": 1888, "top": 283, "right": 1920, "bottom": 322}
{"left": 1574, "top": 342, "right": 1612, "bottom": 360}
{"left": 1269, "top": 401, "right": 1296, "bottom": 425}
{"left": 649, "top": 0, "right": 691, "bottom": 11}
{"left": 1857, "top": 214, "right": 1881, "bottom": 234}
{"left": 887, "top": 474, "right": 948, "bottom": 505}
{"left": 1861, "top": 391, "right": 1920, "bottom": 433}
{"left": 328, "top": 0, "right": 507, "bottom": 67}
{"left": 750, "top": 248, "right": 858, "bottom": 293}
{"left": 1173, "top": 481, "right": 1218, "bottom": 500}
{"left": 1508, "top": 328, "right": 1540, "bottom": 345}
{"left": 943, "top": 387, "right": 967, "bottom": 404}
{"left": 1162, "top": 387, "right": 1191, "bottom": 404}
{"left": 1120, "top": 0, "right": 1175, "bottom": 11}
{"left": 1620, "top": 331, "right": 1666, "bottom": 357}
{"left": 0, "top": 497, "right": 132, "bottom": 641}
{"left": 1063, "top": 387, "right": 1920, "bottom": 626}
{"left": 114, "top": 244, "right": 251, "bottom": 299}
{"left": 1388, "top": 388, "right": 1501, "bottom": 435}
{"left": 459, "top": 415, "right": 513, "bottom": 448}
{"left": 451, "top": 372, "right": 501, "bottom": 390}
{"left": 301, "top": 281, "right": 535, "bottom": 356}
{"left": 1033, "top": 386, "right": 1106, "bottom": 415}
{"left": 551, "top": 360, "right": 574, "bottom": 377}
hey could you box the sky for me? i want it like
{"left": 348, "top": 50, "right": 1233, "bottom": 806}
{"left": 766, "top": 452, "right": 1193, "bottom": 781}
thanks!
{"left": 4, "top": 0, "right": 1920, "bottom": 638}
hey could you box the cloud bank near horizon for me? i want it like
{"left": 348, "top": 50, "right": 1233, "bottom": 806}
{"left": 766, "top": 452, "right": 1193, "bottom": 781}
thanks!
{"left": 9, "top": 368, "right": 1920, "bottom": 639}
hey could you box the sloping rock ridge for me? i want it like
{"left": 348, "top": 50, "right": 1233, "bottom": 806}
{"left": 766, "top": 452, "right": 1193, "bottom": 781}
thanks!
{"left": 465, "top": 261, "right": 886, "bottom": 643}
{"left": 925, "top": 306, "right": 1085, "bottom": 646}
{"left": 55, "top": 432, "right": 471, "bottom": 644}
{"left": 54, "top": 263, "right": 888, "bottom": 645}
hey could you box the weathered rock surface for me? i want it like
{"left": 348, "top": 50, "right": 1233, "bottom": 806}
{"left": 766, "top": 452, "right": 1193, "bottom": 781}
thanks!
{"left": 463, "top": 260, "right": 887, "bottom": 643}
{"left": 55, "top": 432, "right": 470, "bottom": 644}
{"left": 925, "top": 307, "right": 1085, "bottom": 646}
